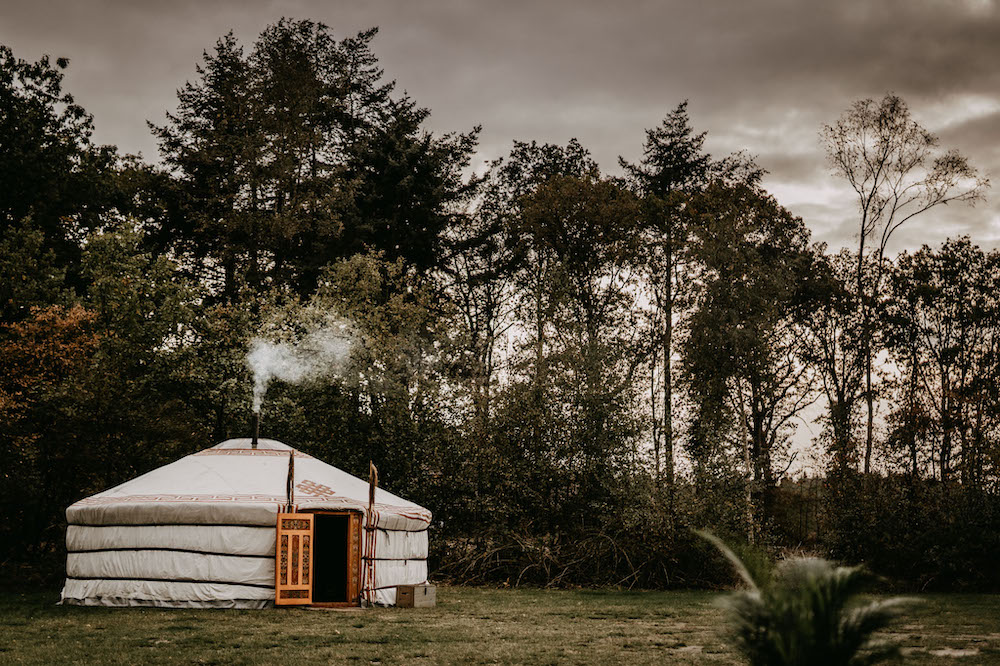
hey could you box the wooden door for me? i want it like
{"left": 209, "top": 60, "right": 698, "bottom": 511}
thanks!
{"left": 275, "top": 512, "right": 314, "bottom": 605}
{"left": 348, "top": 512, "right": 362, "bottom": 604}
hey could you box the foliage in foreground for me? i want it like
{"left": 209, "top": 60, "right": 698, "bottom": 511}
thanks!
{"left": 701, "top": 531, "right": 908, "bottom": 666}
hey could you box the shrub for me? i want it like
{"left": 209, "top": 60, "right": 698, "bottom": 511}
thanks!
{"left": 700, "top": 531, "right": 909, "bottom": 666}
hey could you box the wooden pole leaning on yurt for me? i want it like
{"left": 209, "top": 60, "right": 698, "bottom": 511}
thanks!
{"left": 285, "top": 450, "right": 295, "bottom": 511}
{"left": 364, "top": 461, "right": 379, "bottom": 605}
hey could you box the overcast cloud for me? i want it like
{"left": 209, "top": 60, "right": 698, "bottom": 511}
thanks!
{"left": 2, "top": 0, "right": 999, "bottom": 252}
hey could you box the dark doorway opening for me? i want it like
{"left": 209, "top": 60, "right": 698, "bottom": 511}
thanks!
{"left": 312, "top": 513, "right": 348, "bottom": 603}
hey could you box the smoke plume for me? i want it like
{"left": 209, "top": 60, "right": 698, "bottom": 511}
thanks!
{"left": 247, "top": 322, "right": 354, "bottom": 413}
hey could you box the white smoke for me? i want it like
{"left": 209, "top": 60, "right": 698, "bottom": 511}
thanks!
{"left": 247, "top": 321, "right": 354, "bottom": 413}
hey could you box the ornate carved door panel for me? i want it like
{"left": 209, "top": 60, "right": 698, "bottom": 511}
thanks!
{"left": 275, "top": 512, "right": 314, "bottom": 605}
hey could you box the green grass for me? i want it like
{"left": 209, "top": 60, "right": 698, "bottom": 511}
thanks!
{"left": 0, "top": 586, "right": 998, "bottom": 664}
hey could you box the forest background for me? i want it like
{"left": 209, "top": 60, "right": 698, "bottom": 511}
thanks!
{"left": 2, "top": 19, "right": 998, "bottom": 591}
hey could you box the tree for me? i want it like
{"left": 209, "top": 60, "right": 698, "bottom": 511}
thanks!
{"left": 684, "top": 184, "right": 819, "bottom": 538}
{"left": 436, "top": 140, "right": 602, "bottom": 537}
{"left": 520, "top": 175, "right": 644, "bottom": 421}
{"left": 152, "top": 21, "right": 479, "bottom": 299}
{"left": 821, "top": 93, "right": 989, "bottom": 473}
{"left": 620, "top": 101, "right": 762, "bottom": 503}
{"left": 73, "top": 222, "right": 204, "bottom": 486}
{"left": 496, "top": 139, "right": 600, "bottom": 394}
{"left": 340, "top": 98, "right": 480, "bottom": 277}
{"left": 454, "top": 139, "right": 598, "bottom": 418}
{"left": 488, "top": 168, "right": 646, "bottom": 535}
{"left": 305, "top": 251, "right": 467, "bottom": 519}
{"left": 0, "top": 304, "right": 98, "bottom": 561}
{"left": 0, "top": 305, "right": 97, "bottom": 421}
{"left": 149, "top": 32, "right": 258, "bottom": 300}
{"left": 0, "top": 44, "right": 131, "bottom": 304}
{"left": 802, "top": 251, "right": 869, "bottom": 475}
{"left": 885, "top": 238, "right": 1000, "bottom": 485}
{"left": 0, "top": 217, "right": 68, "bottom": 322}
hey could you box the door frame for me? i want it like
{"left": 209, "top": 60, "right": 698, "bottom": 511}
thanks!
{"left": 302, "top": 510, "right": 363, "bottom": 607}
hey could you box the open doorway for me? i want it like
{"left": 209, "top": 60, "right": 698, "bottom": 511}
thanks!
{"left": 312, "top": 513, "right": 349, "bottom": 603}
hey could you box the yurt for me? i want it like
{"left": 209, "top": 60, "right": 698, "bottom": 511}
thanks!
{"left": 60, "top": 437, "right": 431, "bottom": 608}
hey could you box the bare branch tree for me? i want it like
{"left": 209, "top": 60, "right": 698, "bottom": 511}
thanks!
{"left": 821, "top": 93, "right": 989, "bottom": 474}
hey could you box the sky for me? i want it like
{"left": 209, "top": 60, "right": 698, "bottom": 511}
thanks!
{"left": 2, "top": 0, "right": 999, "bottom": 254}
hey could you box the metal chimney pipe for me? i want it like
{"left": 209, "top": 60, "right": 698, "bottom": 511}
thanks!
{"left": 251, "top": 412, "right": 259, "bottom": 449}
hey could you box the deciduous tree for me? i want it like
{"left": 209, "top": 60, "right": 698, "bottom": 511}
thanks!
{"left": 684, "top": 184, "right": 819, "bottom": 538}
{"left": 822, "top": 93, "right": 989, "bottom": 473}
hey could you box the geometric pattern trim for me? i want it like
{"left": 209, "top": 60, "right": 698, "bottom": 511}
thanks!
{"left": 195, "top": 449, "right": 314, "bottom": 458}
{"left": 73, "top": 494, "right": 431, "bottom": 524}
{"left": 76, "top": 494, "right": 285, "bottom": 504}
{"left": 281, "top": 519, "right": 311, "bottom": 530}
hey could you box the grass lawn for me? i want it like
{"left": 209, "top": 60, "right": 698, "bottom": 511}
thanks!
{"left": 0, "top": 586, "right": 999, "bottom": 664}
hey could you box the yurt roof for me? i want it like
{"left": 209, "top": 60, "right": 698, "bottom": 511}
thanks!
{"left": 67, "top": 438, "right": 431, "bottom": 531}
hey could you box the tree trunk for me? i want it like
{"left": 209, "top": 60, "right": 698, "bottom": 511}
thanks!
{"left": 940, "top": 389, "right": 952, "bottom": 484}
{"left": 829, "top": 391, "right": 853, "bottom": 475}
{"left": 857, "top": 235, "right": 874, "bottom": 475}
{"left": 651, "top": 347, "right": 661, "bottom": 492}
{"left": 907, "top": 347, "right": 919, "bottom": 477}
{"left": 534, "top": 265, "right": 545, "bottom": 387}
{"left": 744, "top": 431, "right": 754, "bottom": 544}
{"left": 864, "top": 353, "right": 874, "bottom": 474}
{"left": 663, "top": 246, "right": 675, "bottom": 519}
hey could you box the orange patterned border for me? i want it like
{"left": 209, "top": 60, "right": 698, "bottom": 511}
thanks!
{"left": 195, "top": 449, "right": 313, "bottom": 458}
{"left": 76, "top": 494, "right": 284, "bottom": 504}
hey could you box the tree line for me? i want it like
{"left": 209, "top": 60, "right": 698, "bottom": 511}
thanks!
{"left": 1, "top": 21, "right": 997, "bottom": 590}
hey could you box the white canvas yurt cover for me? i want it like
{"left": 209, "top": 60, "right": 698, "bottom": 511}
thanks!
{"left": 61, "top": 438, "right": 431, "bottom": 608}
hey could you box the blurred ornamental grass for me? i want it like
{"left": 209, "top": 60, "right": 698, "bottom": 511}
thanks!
{"left": 698, "top": 530, "right": 912, "bottom": 666}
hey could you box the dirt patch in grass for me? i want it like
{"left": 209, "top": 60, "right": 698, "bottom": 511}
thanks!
{"left": 928, "top": 648, "right": 980, "bottom": 657}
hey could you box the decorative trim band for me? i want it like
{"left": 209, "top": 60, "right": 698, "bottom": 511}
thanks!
{"left": 195, "top": 449, "right": 314, "bottom": 458}
{"left": 75, "top": 494, "right": 285, "bottom": 505}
